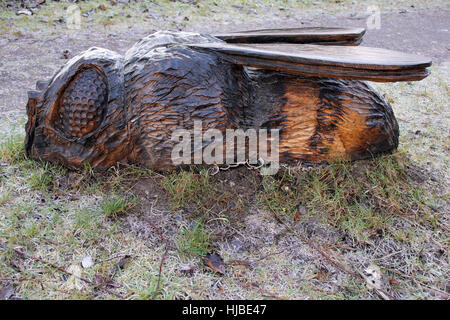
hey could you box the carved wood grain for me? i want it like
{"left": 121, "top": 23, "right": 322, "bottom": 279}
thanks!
{"left": 190, "top": 43, "right": 432, "bottom": 82}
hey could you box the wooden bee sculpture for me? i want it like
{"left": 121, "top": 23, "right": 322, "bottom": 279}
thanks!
{"left": 25, "top": 28, "right": 431, "bottom": 170}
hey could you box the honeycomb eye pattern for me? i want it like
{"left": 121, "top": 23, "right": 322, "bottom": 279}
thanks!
{"left": 56, "top": 67, "right": 107, "bottom": 139}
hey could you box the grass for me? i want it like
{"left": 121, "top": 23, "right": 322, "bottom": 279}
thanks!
{"left": 373, "top": 65, "right": 450, "bottom": 179}
{"left": 0, "top": 134, "right": 26, "bottom": 164}
{"left": 161, "top": 168, "right": 246, "bottom": 227}
{"left": 259, "top": 171, "right": 299, "bottom": 220}
{"left": 0, "top": 187, "right": 12, "bottom": 206}
{"left": 28, "top": 162, "right": 67, "bottom": 194}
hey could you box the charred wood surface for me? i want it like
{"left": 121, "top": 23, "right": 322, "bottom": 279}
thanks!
{"left": 190, "top": 43, "right": 432, "bottom": 82}
{"left": 214, "top": 27, "right": 365, "bottom": 45}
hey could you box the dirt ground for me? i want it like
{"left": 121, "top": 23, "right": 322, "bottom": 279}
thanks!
{"left": 0, "top": 1, "right": 448, "bottom": 300}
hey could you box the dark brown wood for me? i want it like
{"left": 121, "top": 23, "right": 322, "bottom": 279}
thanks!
{"left": 24, "top": 30, "right": 430, "bottom": 171}
{"left": 190, "top": 43, "right": 432, "bottom": 82}
{"left": 214, "top": 27, "right": 365, "bottom": 45}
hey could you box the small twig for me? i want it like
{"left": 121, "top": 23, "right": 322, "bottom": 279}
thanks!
{"left": 143, "top": 218, "right": 170, "bottom": 299}
{"left": 0, "top": 242, "right": 126, "bottom": 299}
{"left": 260, "top": 291, "right": 284, "bottom": 300}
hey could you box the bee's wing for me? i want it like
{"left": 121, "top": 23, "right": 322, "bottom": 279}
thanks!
{"left": 189, "top": 43, "right": 432, "bottom": 82}
{"left": 214, "top": 27, "right": 365, "bottom": 45}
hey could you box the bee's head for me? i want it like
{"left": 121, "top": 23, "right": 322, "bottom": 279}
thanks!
{"left": 25, "top": 47, "right": 131, "bottom": 169}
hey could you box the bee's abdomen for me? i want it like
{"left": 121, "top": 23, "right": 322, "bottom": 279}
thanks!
{"left": 56, "top": 68, "right": 107, "bottom": 138}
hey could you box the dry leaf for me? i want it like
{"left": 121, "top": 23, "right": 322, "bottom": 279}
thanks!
{"left": 0, "top": 284, "right": 14, "bottom": 300}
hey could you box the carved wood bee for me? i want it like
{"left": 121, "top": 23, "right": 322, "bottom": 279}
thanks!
{"left": 25, "top": 28, "right": 431, "bottom": 170}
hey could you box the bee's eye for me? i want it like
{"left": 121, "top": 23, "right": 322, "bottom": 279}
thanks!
{"left": 55, "top": 67, "right": 107, "bottom": 138}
